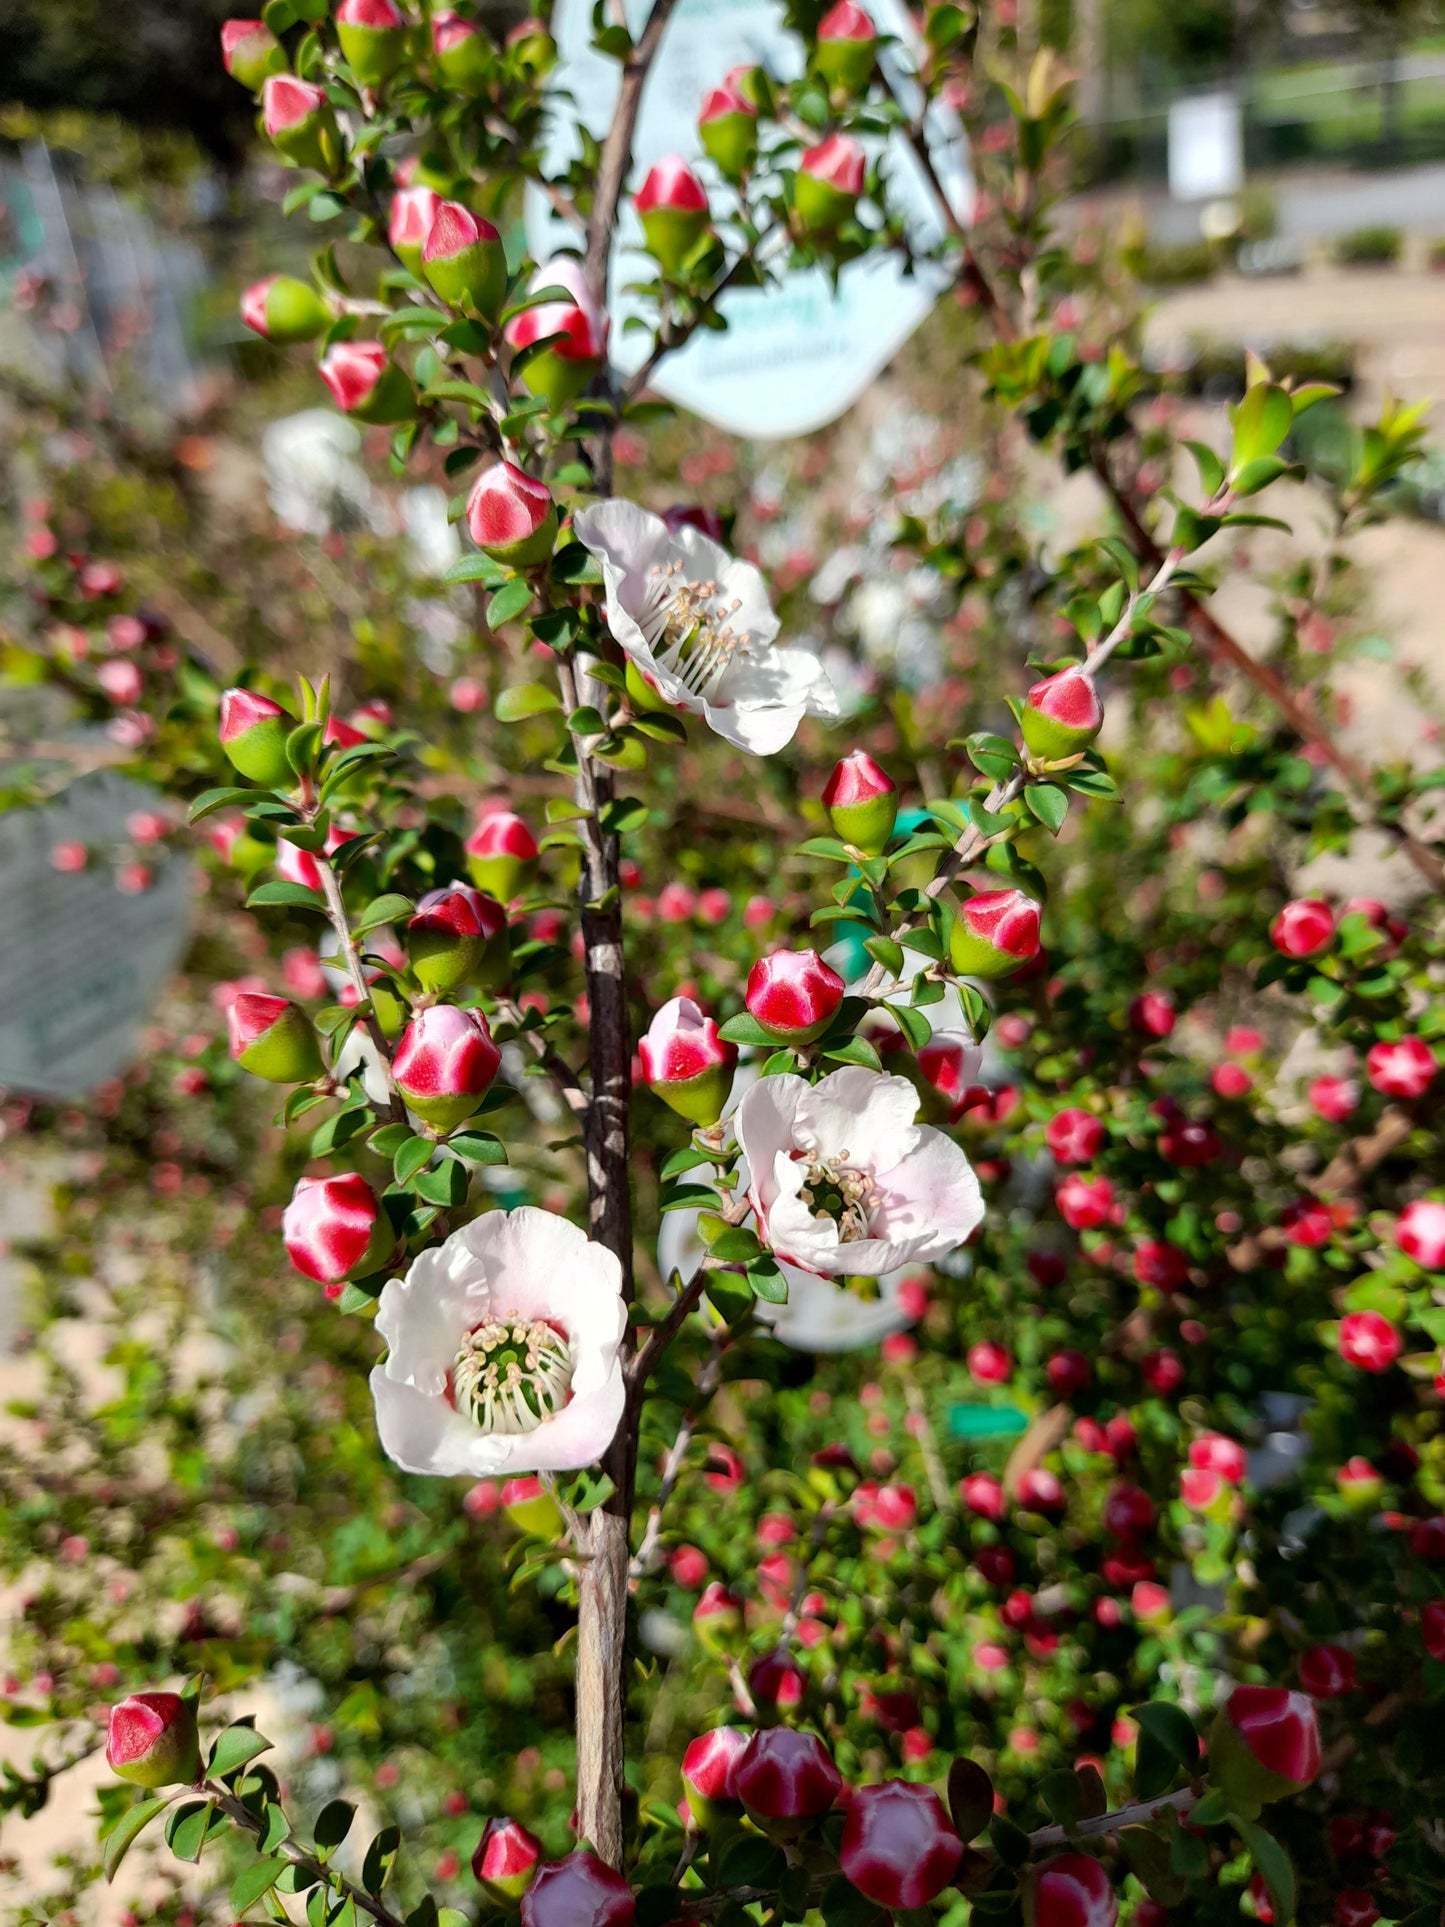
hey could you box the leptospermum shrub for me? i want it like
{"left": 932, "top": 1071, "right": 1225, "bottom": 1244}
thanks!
{"left": 1, "top": 4, "right": 1444, "bottom": 1926}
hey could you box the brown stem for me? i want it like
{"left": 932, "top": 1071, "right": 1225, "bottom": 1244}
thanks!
{"left": 315, "top": 856, "right": 404, "bottom": 1123}
{"left": 208, "top": 1786, "right": 405, "bottom": 1927}
{"left": 583, "top": 0, "right": 683, "bottom": 315}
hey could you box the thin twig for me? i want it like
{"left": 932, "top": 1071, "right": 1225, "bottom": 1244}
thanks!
{"left": 315, "top": 855, "right": 405, "bottom": 1123}
{"left": 492, "top": 995, "right": 590, "bottom": 1121}
{"left": 208, "top": 1786, "right": 406, "bottom": 1927}
{"left": 629, "top": 1319, "right": 728, "bottom": 1578}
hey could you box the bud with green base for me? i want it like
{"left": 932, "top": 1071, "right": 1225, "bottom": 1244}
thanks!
{"left": 472, "top": 1815, "right": 543, "bottom": 1909}
{"left": 221, "top": 19, "right": 287, "bottom": 91}
{"left": 262, "top": 75, "right": 342, "bottom": 174}
{"left": 793, "top": 133, "right": 865, "bottom": 235}
{"left": 816, "top": 0, "right": 877, "bottom": 92}
{"left": 389, "top": 183, "right": 442, "bottom": 274}
{"left": 503, "top": 259, "right": 607, "bottom": 412}
{"left": 318, "top": 340, "right": 417, "bottom": 424}
{"left": 698, "top": 71, "right": 758, "bottom": 178}
{"left": 218, "top": 686, "right": 295, "bottom": 786}
{"left": 423, "top": 201, "right": 507, "bottom": 321}
{"left": 106, "top": 1691, "right": 202, "bottom": 1790}
{"left": 336, "top": 0, "right": 409, "bottom": 88}
{"left": 640, "top": 996, "right": 736, "bottom": 1126}
{"left": 746, "top": 948, "right": 845, "bottom": 1045}
{"left": 432, "top": 9, "right": 493, "bottom": 89}
{"left": 393, "top": 1004, "right": 501, "bottom": 1131}
{"left": 466, "top": 462, "right": 558, "bottom": 568}
{"left": 1209, "top": 1685, "right": 1321, "bottom": 1809}
{"left": 948, "top": 888, "right": 1041, "bottom": 979}
{"left": 408, "top": 882, "right": 507, "bottom": 993}
{"left": 1020, "top": 664, "right": 1103, "bottom": 762}
{"left": 505, "top": 17, "right": 556, "bottom": 72}
{"left": 635, "top": 156, "right": 710, "bottom": 274}
{"left": 228, "top": 993, "right": 325, "bottom": 1083}
{"left": 241, "top": 275, "right": 330, "bottom": 345}
{"left": 681, "top": 1727, "right": 749, "bottom": 1828}
{"left": 693, "top": 1581, "right": 744, "bottom": 1655}
{"left": 822, "top": 748, "right": 897, "bottom": 854}
{"left": 501, "top": 1475, "right": 563, "bottom": 1537}
{"left": 465, "top": 810, "right": 539, "bottom": 903}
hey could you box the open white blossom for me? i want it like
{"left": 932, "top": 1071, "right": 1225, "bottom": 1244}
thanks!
{"left": 370, "top": 1207, "right": 626, "bottom": 1476}
{"left": 657, "top": 1204, "right": 920, "bottom": 1354}
{"left": 572, "top": 499, "right": 838, "bottom": 755}
{"left": 736, "top": 1066, "right": 984, "bottom": 1277}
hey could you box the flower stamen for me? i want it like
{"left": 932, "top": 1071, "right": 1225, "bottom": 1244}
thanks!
{"left": 798, "top": 1155, "right": 875, "bottom": 1243}
{"left": 452, "top": 1318, "right": 573, "bottom": 1435}
{"left": 640, "top": 560, "right": 760, "bottom": 697}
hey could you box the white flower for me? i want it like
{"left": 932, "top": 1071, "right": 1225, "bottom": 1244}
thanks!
{"left": 657, "top": 1205, "right": 920, "bottom": 1354}
{"left": 735, "top": 1066, "right": 984, "bottom": 1277}
{"left": 572, "top": 499, "right": 838, "bottom": 755}
{"left": 370, "top": 1207, "right": 626, "bottom": 1477}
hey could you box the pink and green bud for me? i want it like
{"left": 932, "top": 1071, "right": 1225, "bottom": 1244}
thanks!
{"left": 794, "top": 132, "right": 866, "bottom": 234}
{"left": 692, "top": 1580, "right": 744, "bottom": 1654}
{"left": 422, "top": 200, "right": 507, "bottom": 320}
{"left": 465, "top": 809, "right": 539, "bottom": 903}
{"left": 698, "top": 72, "right": 758, "bottom": 178}
{"left": 241, "top": 274, "right": 330, "bottom": 345}
{"left": 640, "top": 995, "right": 736, "bottom": 1125}
{"left": 948, "top": 888, "right": 1042, "bottom": 979}
{"left": 745, "top": 947, "right": 845, "bottom": 1044}
{"left": 388, "top": 184, "right": 442, "bottom": 274}
{"left": 318, "top": 339, "right": 417, "bottom": 423}
{"left": 228, "top": 992, "right": 324, "bottom": 1083}
{"left": 282, "top": 1172, "right": 394, "bottom": 1286}
{"left": 262, "top": 74, "right": 341, "bottom": 173}
{"left": 336, "top": 0, "right": 409, "bottom": 88}
{"left": 681, "top": 1726, "right": 749, "bottom": 1826}
{"left": 501, "top": 1475, "right": 564, "bottom": 1537}
{"left": 821, "top": 748, "right": 897, "bottom": 853}
{"left": 1025, "top": 1854, "right": 1118, "bottom": 1927}
{"left": 221, "top": 18, "right": 287, "bottom": 90}
{"left": 839, "top": 1781, "right": 964, "bottom": 1912}
{"left": 432, "top": 9, "right": 493, "bottom": 88}
{"left": 1209, "top": 1685, "right": 1321, "bottom": 1807}
{"left": 518, "top": 1850, "right": 632, "bottom": 1927}
{"left": 472, "top": 1815, "right": 543, "bottom": 1909}
{"left": 465, "top": 461, "right": 558, "bottom": 567}
{"left": 735, "top": 1727, "right": 843, "bottom": 1834}
{"left": 1021, "top": 664, "right": 1103, "bottom": 761}
{"left": 408, "top": 881, "right": 507, "bottom": 992}
{"left": 106, "top": 1692, "right": 201, "bottom": 1790}
{"left": 816, "top": 0, "right": 877, "bottom": 92}
{"left": 635, "top": 155, "right": 710, "bottom": 273}
{"left": 219, "top": 685, "right": 294, "bottom": 785}
{"left": 503, "top": 259, "right": 607, "bottom": 411}
{"left": 505, "top": 17, "right": 556, "bottom": 73}
{"left": 393, "top": 1003, "right": 501, "bottom": 1130}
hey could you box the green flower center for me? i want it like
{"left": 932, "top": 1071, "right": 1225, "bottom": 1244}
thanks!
{"left": 641, "top": 559, "right": 757, "bottom": 696}
{"left": 799, "top": 1155, "right": 877, "bottom": 1243}
{"left": 452, "top": 1318, "right": 573, "bottom": 1435}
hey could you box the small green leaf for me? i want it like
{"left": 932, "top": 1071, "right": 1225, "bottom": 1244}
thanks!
{"left": 188, "top": 785, "right": 256, "bottom": 823}
{"left": 600, "top": 797, "right": 648, "bottom": 834}
{"left": 947, "top": 1758, "right": 994, "bottom": 1841}
{"left": 413, "top": 1160, "right": 470, "bottom": 1207}
{"left": 231, "top": 1855, "right": 287, "bottom": 1913}
{"left": 865, "top": 935, "right": 904, "bottom": 978}
{"left": 394, "top": 1136, "right": 434, "bottom": 1184}
{"left": 166, "top": 1798, "right": 223, "bottom": 1863}
{"left": 246, "top": 880, "right": 326, "bottom": 911}
{"left": 747, "top": 1255, "right": 788, "bottom": 1303}
{"left": 355, "top": 893, "right": 413, "bottom": 934}
{"left": 104, "top": 1796, "right": 170, "bottom": 1882}
{"left": 441, "top": 552, "right": 509, "bottom": 588}
{"left": 708, "top": 1227, "right": 762, "bottom": 1263}
{"left": 1024, "top": 783, "right": 1069, "bottom": 835}
{"left": 1237, "top": 1820, "right": 1296, "bottom": 1925}
{"left": 314, "top": 1800, "right": 355, "bottom": 1854}
{"left": 823, "top": 1036, "right": 883, "bottom": 1072}
{"left": 448, "top": 1130, "right": 508, "bottom": 1166}
{"left": 209, "top": 1724, "right": 273, "bottom": 1778}
{"left": 717, "top": 1013, "right": 777, "bottom": 1047}
{"left": 363, "top": 1825, "right": 401, "bottom": 1896}
{"left": 487, "top": 579, "right": 537, "bottom": 630}
{"left": 495, "top": 682, "right": 562, "bottom": 722}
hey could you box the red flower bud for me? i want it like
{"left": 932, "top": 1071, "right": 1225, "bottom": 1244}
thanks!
{"left": 518, "top": 1849, "right": 634, "bottom": 1927}
{"left": 1338, "top": 1310, "right": 1402, "bottom": 1373}
{"left": 423, "top": 201, "right": 507, "bottom": 319}
{"left": 241, "top": 274, "right": 331, "bottom": 344}
{"left": 822, "top": 749, "right": 897, "bottom": 854}
{"left": 1045, "top": 1107, "right": 1103, "bottom": 1164}
{"left": 635, "top": 156, "right": 710, "bottom": 273}
{"left": 749, "top": 1647, "right": 807, "bottom": 1720}
{"left": 839, "top": 1779, "right": 962, "bottom": 1910}
{"left": 959, "top": 1471, "right": 1005, "bottom": 1520}
{"left": 1133, "top": 1239, "right": 1189, "bottom": 1291}
{"left": 466, "top": 461, "right": 558, "bottom": 566}
{"left": 1047, "top": 1348, "right": 1091, "bottom": 1397}
{"left": 219, "top": 685, "right": 294, "bottom": 786}
{"left": 1103, "top": 1482, "right": 1154, "bottom": 1538}
{"left": 912, "top": 1032, "right": 982, "bottom": 1123}
{"left": 854, "top": 1480, "right": 917, "bottom": 1531}
{"left": 262, "top": 74, "right": 340, "bottom": 171}
{"left": 228, "top": 992, "right": 323, "bottom": 1083}
{"left": 745, "top": 948, "right": 845, "bottom": 1044}
{"left": 967, "top": 1340, "right": 1012, "bottom": 1385}
{"left": 669, "top": 1544, "right": 708, "bottom": 1588}
{"left": 1021, "top": 665, "right": 1103, "bottom": 761}
{"left": 1211, "top": 1685, "right": 1320, "bottom": 1805}
{"left": 692, "top": 1581, "right": 743, "bottom": 1654}
{"left": 1422, "top": 1597, "right": 1445, "bottom": 1661}
{"left": 1336, "top": 1895, "right": 1380, "bottom": 1927}
{"left": 1190, "top": 1433, "right": 1246, "bottom": 1483}
{"left": 501, "top": 1475, "right": 564, "bottom": 1537}
{"left": 1398, "top": 1197, "right": 1445, "bottom": 1270}
{"left": 681, "top": 1726, "right": 749, "bottom": 1824}
{"left": 282, "top": 1172, "right": 393, "bottom": 1287}
{"left": 1055, "top": 1172, "right": 1113, "bottom": 1230}
{"left": 1017, "top": 1468, "right": 1065, "bottom": 1516}
{"left": 106, "top": 1691, "right": 202, "bottom": 1789}
{"left": 949, "top": 888, "right": 1041, "bottom": 979}
{"left": 1129, "top": 990, "right": 1176, "bottom": 1037}
{"left": 504, "top": 259, "right": 607, "bottom": 409}
{"left": 472, "top": 1816, "right": 542, "bottom": 1908}
{"left": 409, "top": 882, "right": 507, "bottom": 992}
{"left": 640, "top": 996, "right": 736, "bottom": 1125}
{"left": 698, "top": 72, "right": 758, "bottom": 177}
{"left": 1270, "top": 897, "right": 1334, "bottom": 958}
{"left": 318, "top": 340, "right": 416, "bottom": 424}
{"left": 221, "top": 18, "right": 287, "bottom": 89}
{"left": 816, "top": 0, "right": 876, "bottom": 91}
{"left": 466, "top": 809, "right": 539, "bottom": 903}
{"left": 336, "top": 0, "right": 408, "bottom": 88}
{"left": 1299, "top": 1644, "right": 1356, "bottom": 1700}
{"left": 1310, "top": 1073, "right": 1358, "bottom": 1121}
{"left": 734, "top": 1727, "right": 842, "bottom": 1828}
{"left": 432, "top": 8, "right": 492, "bottom": 87}
{"left": 1141, "top": 1347, "right": 1184, "bottom": 1394}
{"left": 794, "top": 133, "right": 866, "bottom": 232}
{"left": 389, "top": 184, "right": 442, "bottom": 270}
{"left": 1366, "top": 1034, "right": 1437, "bottom": 1100}
{"left": 394, "top": 1004, "right": 501, "bottom": 1130}
{"left": 1025, "top": 1853, "right": 1117, "bottom": 1927}
{"left": 1157, "top": 1117, "right": 1221, "bottom": 1167}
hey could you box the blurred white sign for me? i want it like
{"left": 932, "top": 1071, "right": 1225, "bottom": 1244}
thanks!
{"left": 526, "top": 0, "right": 974, "bottom": 439}
{"left": 1167, "top": 91, "right": 1243, "bottom": 203}
{"left": 0, "top": 773, "right": 193, "bottom": 1097}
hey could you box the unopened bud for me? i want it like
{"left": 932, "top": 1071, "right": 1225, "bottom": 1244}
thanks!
{"left": 423, "top": 201, "right": 508, "bottom": 320}
{"left": 282, "top": 1172, "right": 394, "bottom": 1287}
{"left": 735, "top": 1727, "right": 842, "bottom": 1834}
{"left": 949, "top": 888, "right": 1041, "bottom": 979}
{"left": 1021, "top": 664, "right": 1103, "bottom": 761}
{"left": 336, "top": 0, "right": 409, "bottom": 88}
{"left": 816, "top": 0, "right": 877, "bottom": 92}
{"left": 106, "top": 1691, "right": 201, "bottom": 1789}
{"left": 432, "top": 9, "right": 494, "bottom": 88}
{"left": 261, "top": 74, "right": 341, "bottom": 173}
{"left": 1209, "top": 1685, "right": 1320, "bottom": 1806}
{"left": 228, "top": 992, "right": 323, "bottom": 1083}
{"left": 698, "top": 71, "right": 758, "bottom": 178}
{"left": 640, "top": 995, "right": 736, "bottom": 1125}
{"left": 393, "top": 1003, "right": 501, "bottom": 1130}
{"left": 465, "top": 810, "right": 539, "bottom": 903}
{"left": 839, "top": 1780, "right": 963, "bottom": 1911}
{"left": 219, "top": 685, "right": 295, "bottom": 786}
{"left": 692, "top": 1580, "right": 743, "bottom": 1654}
{"left": 504, "top": 259, "right": 607, "bottom": 411}
{"left": 500, "top": 1475, "right": 564, "bottom": 1538}
{"left": 505, "top": 17, "right": 556, "bottom": 72}
{"left": 745, "top": 947, "right": 845, "bottom": 1045}
{"left": 472, "top": 1816, "right": 542, "bottom": 1909}
{"left": 517, "top": 1850, "right": 633, "bottom": 1927}
{"left": 794, "top": 133, "right": 865, "bottom": 234}
{"left": 681, "top": 1726, "right": 749, "bottom": 1827}
{"left": 821, "top": 748, "right": 897, "bottom": 854}
{"left": 388, "top": 184, "right": 442, "bottom": 274}
{"left": 318, "top": 340, "right": 417, "bottom": 423}
{"left": 1025, "top": 1854, "right": 1118, "bottom": 1927}
{"left": 466, "top": 461, "right": 558, "bottom": 567}
{"left": 221, "top": 18, "right": 287, "bottom": 90}
{"left": 635, "top": 156, "right": 710, "bottom": 273}
{"left": 241, "top": 274, "right": 330, "bottom": 344}
{"left": 408, "top": 881, "right": 507, "bottom": 992}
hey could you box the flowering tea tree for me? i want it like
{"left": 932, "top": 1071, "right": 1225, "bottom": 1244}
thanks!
{"left": 4, "top": 2, "right": 1435, "bottom": 1925}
